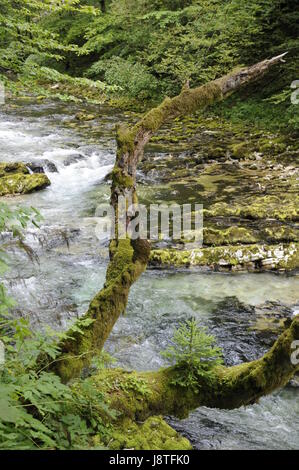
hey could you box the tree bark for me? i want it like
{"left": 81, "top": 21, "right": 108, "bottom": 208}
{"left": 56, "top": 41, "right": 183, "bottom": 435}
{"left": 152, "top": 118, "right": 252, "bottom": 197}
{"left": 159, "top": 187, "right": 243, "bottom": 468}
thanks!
{"left": 89, "top": 315, "right": 299, "bottom": 419}
{"left": 51, "top": 53, "right": 289, "bottom": 383}
{"left": 100, "top": 1, "right": 106, "bottom": 13}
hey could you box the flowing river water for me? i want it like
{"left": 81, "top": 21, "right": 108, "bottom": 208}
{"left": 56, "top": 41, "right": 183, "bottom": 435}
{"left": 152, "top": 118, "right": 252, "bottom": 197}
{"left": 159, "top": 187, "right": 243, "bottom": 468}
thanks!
{"left": 1, "top": 99, "right": 298, "bottom": 450}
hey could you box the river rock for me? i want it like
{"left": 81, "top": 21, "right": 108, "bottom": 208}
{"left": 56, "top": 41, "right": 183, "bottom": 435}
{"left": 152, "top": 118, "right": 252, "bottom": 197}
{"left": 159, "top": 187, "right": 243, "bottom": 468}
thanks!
{"left": 0, "top": 162, "right": 51, "bottom": 196}
{"left": 36, "top": 225, "right": 81, "bottom": 250}
{"left": 0, "top": 162, "right": 29, "bottom": 177}
{"left": 26, "top": 159, "right": 58, "bottom": 173}
{"left": 75, "top": 112, "right": 95, "bottom": 121}
{"left": 63, "top": 153, "right": 86, "bottom": 166}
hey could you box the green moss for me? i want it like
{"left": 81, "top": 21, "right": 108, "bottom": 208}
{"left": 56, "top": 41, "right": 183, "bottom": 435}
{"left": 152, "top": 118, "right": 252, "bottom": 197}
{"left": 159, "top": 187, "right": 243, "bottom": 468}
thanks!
{"left": 0, "top": 173, "right": 51, "bottom": 196}
{"left": 102, "top": 416, "right": 192, "bottom": 450}
{"left": 196, "top": 173, "right": 236, "bottom": 193}
{"left": 230, "top": 142, "right": 252, "bottom": 159}
{"left": 205, "top": 194, "right": 299, "bottom": 222}
{"left": 0, "top": 162, "right": 29, "bottom": 177}
{"left": 90, "top": 367, "right": 201, "bottom": 421}
{"left": 53, "top": 239, "right": 150, "bottom": 383}
{"left": 204, "top": 226, "right": 257, "bottom": 246}
{"left": 87, "top": 316, "right": 299, "bottom": 420}
{"left": 263, "top": 226, "right": 298, "bottom": 243}
{"left": 111, "top": 168, "right": 134, "bottom": 190}
{"left": 258, "top": 137, "right": 288, "bottom": 154}
{"left": 150, "top": 243, "right": 299, "bottom": 272}
{"left": 75, "top": 112, "right": 95, "bottom": 121}
{"left": 252, "top": 316, "right": 287, "bottom": 335}
{"left": 135, "top": 82, "right": 223, "bottom": 135}
{"left": 116, "top": 125, "right": 136, "bottom": 155}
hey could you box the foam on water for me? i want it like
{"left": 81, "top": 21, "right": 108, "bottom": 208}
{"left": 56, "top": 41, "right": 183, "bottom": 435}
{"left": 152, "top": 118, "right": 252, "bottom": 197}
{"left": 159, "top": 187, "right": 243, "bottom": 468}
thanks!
{"left": 0, "top": 111, "right": 114, "bottom": 219}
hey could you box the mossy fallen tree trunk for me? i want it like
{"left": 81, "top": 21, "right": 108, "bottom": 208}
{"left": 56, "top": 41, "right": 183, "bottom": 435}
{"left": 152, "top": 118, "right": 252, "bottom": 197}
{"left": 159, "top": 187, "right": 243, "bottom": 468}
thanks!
{"left": 89, "top": 316, "right": 299, "bottom": 421}
{"left": 52, "top": 53, "right": 291, "bottom": 383}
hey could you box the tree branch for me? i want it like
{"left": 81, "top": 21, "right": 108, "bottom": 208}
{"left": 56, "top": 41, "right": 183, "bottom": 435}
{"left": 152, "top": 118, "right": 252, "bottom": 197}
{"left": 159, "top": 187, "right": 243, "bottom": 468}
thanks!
{"left": 90, "top": 316, "right": 299, "bottom": 420}
{"left": 52, "top": 54, "right": 288, "bottom": 383}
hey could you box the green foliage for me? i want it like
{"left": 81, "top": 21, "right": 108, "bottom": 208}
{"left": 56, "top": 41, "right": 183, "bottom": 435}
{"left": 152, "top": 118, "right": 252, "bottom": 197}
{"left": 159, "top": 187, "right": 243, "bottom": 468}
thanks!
{"left": 1, "top": 0, "right": 298, "bottom": 124}
{"left": 0, "top": 0, "right": 113, "bottom": 104}
{"left": 87, "top": 57, "right": 159, "bottom": 99}
{"left": 22, "top": 59, "right": 119, "bottom": 93}
{"left": 162, "top": 318, "right": 223, "bottom": 391}
{"left": 118, "top": 374, "right": 152, "bottom": 397}
{"left": 63, "top": 0, "right": 298, "bottom": 126}
{"left": 0, "top": 316, "right": 114, "bottom": 449}
{"left": 78, "top": 1, "right": 297, "bottom": 90}
{"left": 0, "top": 203, "right": 115, "bottom": 449}
{"left": 0, "top": 0, "right": 82, "bottom": 73}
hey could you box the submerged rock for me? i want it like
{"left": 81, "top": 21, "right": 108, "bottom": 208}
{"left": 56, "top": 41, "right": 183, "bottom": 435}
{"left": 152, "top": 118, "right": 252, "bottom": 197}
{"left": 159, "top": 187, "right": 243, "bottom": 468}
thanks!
{"left": 207, "top": 297, "right": 295, "bottom": 365}
{"left": 0, "top": 162, "right": 51, "bottom": 196}
{"left": 36, "top": 225, "right": 81, "bottom": 250}
{"left": 253, "top": 301, "right": 294, "bottom": 343}
{"left": 63, "top": 153, "right": 85, "bottom": 166}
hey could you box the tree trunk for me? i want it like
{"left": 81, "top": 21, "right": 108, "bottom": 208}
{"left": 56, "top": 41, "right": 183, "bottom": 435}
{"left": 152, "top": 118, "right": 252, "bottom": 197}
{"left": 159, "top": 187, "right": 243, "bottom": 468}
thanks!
{"left": 51, "top": 53, "right": 289, "bottom": 384}
{"left": 88, "top": 315, "right": 299, "bottom": 419}
{"left": 100, "top": 1, "right": 106, "bottom": 13}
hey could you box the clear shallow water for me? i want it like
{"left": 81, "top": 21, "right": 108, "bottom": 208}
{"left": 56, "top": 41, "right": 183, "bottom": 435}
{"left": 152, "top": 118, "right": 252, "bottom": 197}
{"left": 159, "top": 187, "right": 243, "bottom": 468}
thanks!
{"left": 106, "top": 271, "right": 299, "bottom": 370}
{"left": 169, "top": 388, "right": 299, "bottom": 450}
{"left": 1, "top": 100, "right": 298, "bottom": 449}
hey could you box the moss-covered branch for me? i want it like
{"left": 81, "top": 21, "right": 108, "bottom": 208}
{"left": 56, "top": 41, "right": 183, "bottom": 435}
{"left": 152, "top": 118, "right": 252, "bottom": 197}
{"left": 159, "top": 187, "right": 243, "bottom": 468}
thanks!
{"left": 52, "top": 239, "right": 150, "bottom": 381}
{"left": 53, "top": 54, "right": 287, "bottom": 382}
{"left": 89, "top": 316, "right": 299, "bottom": 421}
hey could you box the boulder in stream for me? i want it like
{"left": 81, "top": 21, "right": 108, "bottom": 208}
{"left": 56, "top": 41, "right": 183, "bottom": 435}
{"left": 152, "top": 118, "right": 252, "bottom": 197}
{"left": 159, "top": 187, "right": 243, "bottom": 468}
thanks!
{"left": 75, "top": 112, "right": 96, "bottom": 121}
{"left": 0, "top": 162, "right": 51, "bottom": 196}
{"left": 63, "top": 153, "right": 86, "bottom": 166}
{"left": 26, "top": 159, "right": 58, "bottom": 173}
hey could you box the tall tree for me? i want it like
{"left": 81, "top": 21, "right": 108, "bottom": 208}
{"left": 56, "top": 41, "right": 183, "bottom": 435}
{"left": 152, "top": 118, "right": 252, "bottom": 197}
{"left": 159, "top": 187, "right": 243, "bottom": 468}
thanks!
{"left": 0, "top": 0, "right": 80, "bottom": 73}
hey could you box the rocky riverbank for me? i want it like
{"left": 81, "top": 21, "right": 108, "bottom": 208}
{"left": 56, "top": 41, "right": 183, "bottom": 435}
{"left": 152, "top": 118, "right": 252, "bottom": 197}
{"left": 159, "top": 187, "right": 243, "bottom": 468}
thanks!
{"left": 137, "top": 114, "right": 299, "bottom": 272}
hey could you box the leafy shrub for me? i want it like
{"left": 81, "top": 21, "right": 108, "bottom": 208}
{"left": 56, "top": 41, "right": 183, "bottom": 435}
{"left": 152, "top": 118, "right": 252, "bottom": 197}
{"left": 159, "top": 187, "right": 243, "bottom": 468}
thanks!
{"left": 161, "top": 318, "right": 223, "bottom": 391}
{"left": 0, "top": 315, "right": 115, "bottom": 449}
{"left": 22, "top": 58, "right": 118, "bottom": 92}
{"left": 0, "top": 203, "right": 114, "bottom": 449}
{"left": 86, "top": 57, "right": 160, "bottom": 100}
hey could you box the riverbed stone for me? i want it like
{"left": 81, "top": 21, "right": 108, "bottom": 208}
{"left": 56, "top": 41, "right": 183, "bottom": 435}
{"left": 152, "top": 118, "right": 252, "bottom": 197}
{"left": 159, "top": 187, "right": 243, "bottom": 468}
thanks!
{"left": 0, "top": 163, "right": 51, "bottom": 195}
{"left": 138, "top": 114, "right": 299, "bottom": 272}
{"left": 63, "top": 153, "right": 85, "bottom": 166}
{"left": 150, "top": 242, "right": 299, "bottom": 272}
{"left": 0, "top": 162, "right": 29, "bottom": 177}
{"left": 26, "top": 159, "right": 58, "bottom": 173}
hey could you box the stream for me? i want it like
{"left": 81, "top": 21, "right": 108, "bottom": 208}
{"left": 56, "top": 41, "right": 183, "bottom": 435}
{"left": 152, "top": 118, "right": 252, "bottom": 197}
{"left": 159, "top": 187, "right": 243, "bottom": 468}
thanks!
{"left": 1, "top": 99, "right": 298, "bottom": 450}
